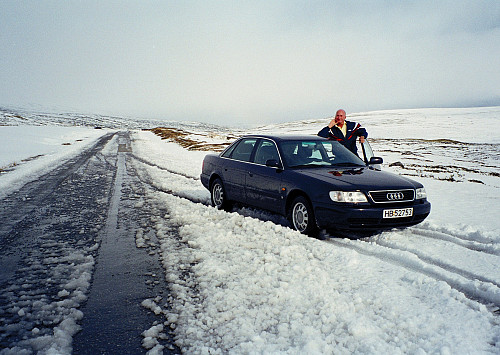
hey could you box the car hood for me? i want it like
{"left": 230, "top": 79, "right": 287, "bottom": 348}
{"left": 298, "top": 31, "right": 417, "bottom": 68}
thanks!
{"left": 297, "top": 166, "right": 421, "bottom": 190}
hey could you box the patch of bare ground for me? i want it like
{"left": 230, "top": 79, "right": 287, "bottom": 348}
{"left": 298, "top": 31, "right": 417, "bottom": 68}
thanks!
{"left": 148, "top": 127, "right": 235, "bottom": 151}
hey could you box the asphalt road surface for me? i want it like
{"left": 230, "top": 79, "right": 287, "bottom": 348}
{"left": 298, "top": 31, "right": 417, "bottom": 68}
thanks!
{"left": 0, "top": 131, "right": 178, "bottom": 354}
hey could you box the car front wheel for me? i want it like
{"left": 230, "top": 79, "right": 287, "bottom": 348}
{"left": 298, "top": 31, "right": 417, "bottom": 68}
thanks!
{"left": 211, "top": 178, "right": 231, "bottom": 211}
{"left": 288, "top": 196, "right": 318, "bottom": 235}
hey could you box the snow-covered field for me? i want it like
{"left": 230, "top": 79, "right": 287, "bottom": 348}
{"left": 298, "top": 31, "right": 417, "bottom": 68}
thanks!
{"left": 1, "top": 106, "right": 499, "bottom": 353}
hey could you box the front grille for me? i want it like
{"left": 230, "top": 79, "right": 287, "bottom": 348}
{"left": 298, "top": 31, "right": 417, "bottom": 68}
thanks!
{"left": 368, "top": 189, "right": 415, "bottom": 203}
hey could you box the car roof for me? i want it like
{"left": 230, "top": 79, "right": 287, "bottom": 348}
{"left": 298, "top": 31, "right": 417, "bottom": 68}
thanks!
{"left": 239, "top": 134, "right": 328, "bottom": 142}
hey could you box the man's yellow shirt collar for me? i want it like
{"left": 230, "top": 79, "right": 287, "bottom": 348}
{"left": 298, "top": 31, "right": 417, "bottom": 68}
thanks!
{"left": 335, "top": 122, "right": 347, "bottom": 137}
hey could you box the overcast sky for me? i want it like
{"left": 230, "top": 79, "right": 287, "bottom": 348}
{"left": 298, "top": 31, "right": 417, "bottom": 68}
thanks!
{"left": 1, "top": 1, "right": 499, "bottom": 125}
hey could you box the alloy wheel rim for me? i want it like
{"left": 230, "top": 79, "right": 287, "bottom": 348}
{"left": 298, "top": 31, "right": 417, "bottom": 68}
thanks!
{"left": 293, "top": 202, "right": 308, "bottom": 232}
{"left": 213, "top": 184, "right": 223, "bottom": 207}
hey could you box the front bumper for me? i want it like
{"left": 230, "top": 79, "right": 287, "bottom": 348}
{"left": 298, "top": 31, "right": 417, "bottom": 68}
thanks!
{"left": 314, "top": 200, "right": 431, "bottom": 231}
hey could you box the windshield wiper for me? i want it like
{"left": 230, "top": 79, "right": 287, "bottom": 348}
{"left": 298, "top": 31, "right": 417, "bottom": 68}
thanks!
{"left": 289, "top": 164, "right": 318, "bottom": 169}
{"left": 330, "top": 162, "right": 365, "bottom": 167}
{"left": 290, "top": 162, "right": 364, "bottom": 169}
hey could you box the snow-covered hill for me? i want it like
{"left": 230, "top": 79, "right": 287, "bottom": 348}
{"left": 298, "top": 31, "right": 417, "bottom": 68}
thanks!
{"left": 0, "top": 105, "right": 228, "bottom": 132}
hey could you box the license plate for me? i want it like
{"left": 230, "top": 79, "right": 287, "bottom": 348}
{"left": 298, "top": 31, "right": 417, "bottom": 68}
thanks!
{"left": 383, "top": 208, "right": 413, "bottom": 218}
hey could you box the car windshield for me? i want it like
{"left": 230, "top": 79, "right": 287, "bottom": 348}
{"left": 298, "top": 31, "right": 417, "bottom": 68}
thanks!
{"left": 279, "top": 140, "right": 365, "bottom": 168}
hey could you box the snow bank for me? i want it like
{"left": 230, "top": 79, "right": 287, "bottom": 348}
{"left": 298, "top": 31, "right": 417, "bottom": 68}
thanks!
{"left": 130, "top": 124, "right": 500, "bottom": 353}
{"left": 149, "top": 191, "right": 499, "bottom": 354}
{"left": 0, "top": 126, "right": 110, "bottom": 199}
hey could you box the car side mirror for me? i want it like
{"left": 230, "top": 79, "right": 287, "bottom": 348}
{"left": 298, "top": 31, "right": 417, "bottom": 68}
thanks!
{"left": 266, "top": 159, "right": 282, "bottom": 169}
{"left": 369, "top": 157, "right": 383, "bottom": 165}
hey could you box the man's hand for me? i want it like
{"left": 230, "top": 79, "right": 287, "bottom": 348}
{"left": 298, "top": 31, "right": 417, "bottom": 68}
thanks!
{"left": 359, "top": 136, "right": 365, "bottom": 143}
{"left": 328, "top": 119, "right": 336, "bottom": 128}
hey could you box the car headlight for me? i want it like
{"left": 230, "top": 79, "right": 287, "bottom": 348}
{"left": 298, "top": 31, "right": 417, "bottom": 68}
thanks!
{"left": 416, "top": 187, "right": 427, "bottom": 199}
{"left": 329, "top": 191, "right": 368, "bottom": 203}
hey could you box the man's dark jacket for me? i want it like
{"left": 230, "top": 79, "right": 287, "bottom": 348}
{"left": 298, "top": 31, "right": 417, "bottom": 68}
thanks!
{"left": 317, "top": 121, "right": 368, "bottom": 155}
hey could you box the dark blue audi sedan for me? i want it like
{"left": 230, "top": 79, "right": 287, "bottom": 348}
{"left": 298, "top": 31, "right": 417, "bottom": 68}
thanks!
{"left": 200, "top": 135, "right": 430, "bottom": 235}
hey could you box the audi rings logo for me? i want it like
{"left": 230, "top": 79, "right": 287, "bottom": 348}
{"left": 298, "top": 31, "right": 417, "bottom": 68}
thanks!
{"left": 387, "top": 192, "right": 405, "bottom": 201}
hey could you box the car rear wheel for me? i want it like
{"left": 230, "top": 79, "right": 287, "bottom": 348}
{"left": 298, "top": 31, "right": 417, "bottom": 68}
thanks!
{"left": 211, "top": 178, "right": 231, "bottom": 211}
{"left": 289, "top": 196, "right": 318, "bottom": 235}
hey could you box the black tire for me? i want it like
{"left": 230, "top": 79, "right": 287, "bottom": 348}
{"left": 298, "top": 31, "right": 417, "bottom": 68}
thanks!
{"left": 211, "top": 178, "right": 231, "bottom": 211}
{"left": 288, "top": 196, "right": 318, "bottom": 236}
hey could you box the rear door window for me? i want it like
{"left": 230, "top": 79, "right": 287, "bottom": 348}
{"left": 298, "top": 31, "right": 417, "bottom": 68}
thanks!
{"left": 253, "top": 139, "right": 280, "bottom": 165}
{"left": 229, "top": 139, "right": 257, "bottom": 162}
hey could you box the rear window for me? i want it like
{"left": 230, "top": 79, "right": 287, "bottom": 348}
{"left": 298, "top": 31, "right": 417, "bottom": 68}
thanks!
{"left": 221, "top": 141, "right": 237, "bottom": 158}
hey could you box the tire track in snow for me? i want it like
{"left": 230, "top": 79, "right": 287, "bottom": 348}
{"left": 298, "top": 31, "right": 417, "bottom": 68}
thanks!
{"left": 130, "top": 157, "right": 210, "bottom": 206}
{"left": 370, "top": 236, "right": 500, "bottom": 289}
{"left": 326, "top": 237, "right": 500, "bottom": 310}
{"left": 129, "top": 153, "right": 199, "bottom": 181}
{"left": 409, "top": 226, "right": 500, "bottom": 256}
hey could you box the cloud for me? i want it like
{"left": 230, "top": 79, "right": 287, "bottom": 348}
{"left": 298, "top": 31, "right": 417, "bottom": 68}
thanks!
{"left": 0, "top": 1, "right": 499, "bottom": 125}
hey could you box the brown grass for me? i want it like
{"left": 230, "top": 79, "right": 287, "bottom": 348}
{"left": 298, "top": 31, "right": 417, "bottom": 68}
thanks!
{"left": 148, "top": 127, "right": 233, "bottom": 151}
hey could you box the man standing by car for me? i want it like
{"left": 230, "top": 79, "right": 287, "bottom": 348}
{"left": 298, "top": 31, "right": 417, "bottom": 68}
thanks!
{"left": 317, "top": 109, "right": 368, "bottom": 155}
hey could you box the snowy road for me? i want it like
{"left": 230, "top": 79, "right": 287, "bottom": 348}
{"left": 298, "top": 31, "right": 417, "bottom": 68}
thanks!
{"left": 0, "top": 132, "right": 115, "bottom": 353}
{"left": 0, "top": 132, "right": 176, "bottom": 354}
